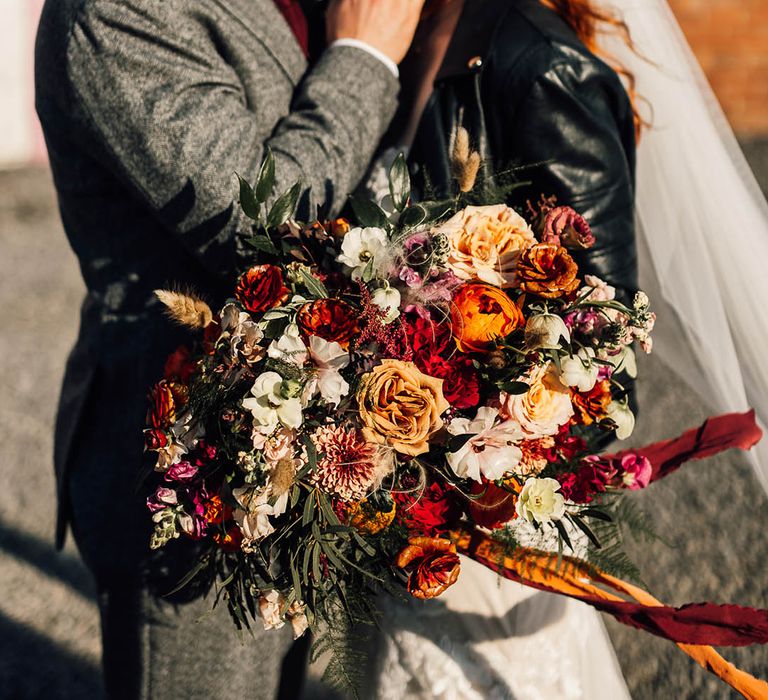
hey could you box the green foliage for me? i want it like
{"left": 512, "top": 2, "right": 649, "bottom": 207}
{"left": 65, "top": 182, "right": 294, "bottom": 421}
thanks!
{"left": 348, "top": 194, "right": 390, "bottom": 230}
{"left": 388, "top": 152, "right": 411, "bottom": 212}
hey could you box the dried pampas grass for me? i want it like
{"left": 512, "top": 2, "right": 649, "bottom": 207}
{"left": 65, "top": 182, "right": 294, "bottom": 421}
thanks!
{"left": 154, "top": 289, "right": 213, "bottom": 329}
{"left": 451, "top": 126, "right": 481, "bottom": 193}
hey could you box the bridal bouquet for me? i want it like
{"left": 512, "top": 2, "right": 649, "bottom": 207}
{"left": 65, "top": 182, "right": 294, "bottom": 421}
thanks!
{"left": 144, "top": 146, "right": 768, "bottom": 697}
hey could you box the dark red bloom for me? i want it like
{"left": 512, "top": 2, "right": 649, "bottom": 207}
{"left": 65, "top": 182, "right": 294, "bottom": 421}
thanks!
{"left": 144, "top": 428, "right": 168, "bottom": 450}
{"left": 557, "top": 460, "right": 615, "bottom": 503}
{"left": 297, "top": 298, "right": 359, "bottom": 350}
{"left": 394, "top": 481, "right": 461, "bottom": 536}
{"left": 164, "top": 345, "right": 197, "bottom": 383}
{"left": 235, "top": 264, "right": 290, "bottom": 314}
{"left": 468, "top": 479, "right": 522, "bottom": 529}
{"left": 214, "top": 526, "right": 243, "bottom": 553}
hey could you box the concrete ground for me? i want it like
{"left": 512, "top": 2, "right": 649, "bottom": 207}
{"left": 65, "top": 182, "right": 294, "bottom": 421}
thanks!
{"left": 1, "top": 143, "right": 767, "bottom": 699}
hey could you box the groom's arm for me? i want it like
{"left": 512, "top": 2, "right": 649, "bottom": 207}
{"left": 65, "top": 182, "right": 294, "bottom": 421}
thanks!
{"left": 62, "top": 0, "right": 399, "bottom": 277}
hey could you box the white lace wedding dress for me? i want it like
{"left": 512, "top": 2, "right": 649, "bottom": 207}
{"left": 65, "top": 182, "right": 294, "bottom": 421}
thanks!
{"left": 361, "top": 521, "right": 630, "bottom": 700}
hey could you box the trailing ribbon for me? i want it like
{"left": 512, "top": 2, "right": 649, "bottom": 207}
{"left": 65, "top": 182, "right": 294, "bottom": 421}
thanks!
{"left": 453, "top": 530, "right": 768, "bottom": 700}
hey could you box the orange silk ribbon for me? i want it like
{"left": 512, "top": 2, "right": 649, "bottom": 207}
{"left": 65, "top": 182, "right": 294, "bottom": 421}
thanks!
{"left": 452, "top": 529, "right": 768, "bottom": 700}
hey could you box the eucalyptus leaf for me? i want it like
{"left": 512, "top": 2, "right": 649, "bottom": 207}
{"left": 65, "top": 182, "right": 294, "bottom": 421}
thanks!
{"left": 388, "top": 152, "right": 411, "bottom": 212}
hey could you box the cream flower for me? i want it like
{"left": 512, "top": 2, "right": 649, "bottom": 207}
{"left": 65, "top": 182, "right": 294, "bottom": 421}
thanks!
{"left": 257, "top": 589, "right": 286, "bottom": 631}
{"left": 559, "top": 348, "right": 599, "bottom": 392}
{"left": 446, "top": 406, "right": 524, "bottom": 482}
{"left": 436, "top": 204, "right": 535, "bottom": 287}
{"left": 308, "top": 336, "right": 350, "bottom": 407}
{"left": 500, "top": 363, "right": 574, "bottom": 438}
{"left": 267, "top": 323, "right": 307, "bottom": 366}
{"left": 337, "top": 226, "right": 389, "bottom": 279}
{"left": 524, "top": 313, "right": 571, "bottom": 350}
{"left": 243, "top": 371, "right": 303, "bottom": 434}
{"left": 515, "top": 477, "right": 566, "bottom": 524}
{"left": 582, "top": 274, "right": 616, "bottom": 302}
{"left": 607, "top": 400, "right": 635, "bottom": 440}
{"left": 371, "top": 284, "right": 401, "bottom": 324}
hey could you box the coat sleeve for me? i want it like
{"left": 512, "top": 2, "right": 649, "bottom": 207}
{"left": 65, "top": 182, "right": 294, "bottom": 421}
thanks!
{"left": 506, "top": 55, "right": 638, "bottom": 297}
{"left": 64, "top": 0, "right": 399, "bottom": 277}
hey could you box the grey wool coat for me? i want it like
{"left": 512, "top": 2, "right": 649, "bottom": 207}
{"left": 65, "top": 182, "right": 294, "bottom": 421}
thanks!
{"left": 35, "top": 0, "right": 399, "bottom": 573}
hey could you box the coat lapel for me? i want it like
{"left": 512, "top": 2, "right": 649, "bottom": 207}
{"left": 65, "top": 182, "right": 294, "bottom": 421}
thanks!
{"left": 212, "top": 0, "right": 307, "bottom": 85}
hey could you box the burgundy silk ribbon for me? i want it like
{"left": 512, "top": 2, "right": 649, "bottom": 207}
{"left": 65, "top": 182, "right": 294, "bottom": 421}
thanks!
{"left": 273, "top": 0, "right": 310, "bottom": 57}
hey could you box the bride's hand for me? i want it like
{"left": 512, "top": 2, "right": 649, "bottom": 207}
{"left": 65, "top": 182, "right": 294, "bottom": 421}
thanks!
{"left": 326, "top": 0, "right": 426, "bottom": 65}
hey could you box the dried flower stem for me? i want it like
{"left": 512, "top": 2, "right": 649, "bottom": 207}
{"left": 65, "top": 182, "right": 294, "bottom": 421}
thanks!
{"left": 451, "top": 127, "right": 481, "bottom": 193}
{"left": 154, "top": 289, "right": 213, "bottom": 329}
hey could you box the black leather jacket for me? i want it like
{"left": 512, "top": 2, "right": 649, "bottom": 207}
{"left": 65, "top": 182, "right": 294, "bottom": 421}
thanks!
{"left": 406, "top": 0, "right": 638, "bottom": 296}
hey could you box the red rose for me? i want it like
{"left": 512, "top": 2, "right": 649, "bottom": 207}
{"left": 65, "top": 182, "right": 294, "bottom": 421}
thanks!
{"left": 297, "top": 299, "right": 359, "bottom": 349}
{"left": 394, "top": 481, "right": 461, "bottom": 536}
{"left": 557, "top": 460, "right": 615, "bottom": 503}
{"left": 235, "top": 264, "right": 290, "bottom": 314}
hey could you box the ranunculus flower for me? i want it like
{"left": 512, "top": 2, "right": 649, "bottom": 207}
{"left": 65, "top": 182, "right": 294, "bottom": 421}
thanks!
{"left": 515, "top": 477, "right": 566, "bottom": 524}
{"left": 336, "top": 226, "right": 389, "bottom": 279}
{"left": 396, "top": 536, "right": 461, "bottom": 599}
{"left": 517, "top": 244, "right": 579, "bottom": 299}
{"left": 451, "top": 283, "right": 524, "bottom": 353}
{"left": 500, "top": 363, "right": 574, "bottom": 438}
{"left": 618, "top": 453, "right": 652, "bottom": 489}
{"left": 446, "top": 407, "right": 524, "bottom": 482}
{"left": 436, "top": 204, "right": 535, "bottom": 287}
{"left": 297, "top": 298, "right": 359, "bottom": 350}
{"left": 607, "top": 400, "right": 636, "bottom": 440}
{"left": 235, "top": 264, "right": 290, "bottom": 314}
{"left": 541, "top": 206, "right": 595, "bottom": 249}
{"left": 559, "top": 348, "right": 599, "bottom": 392}
{"left": 357, "top": 360, "right": 450, "bottom": 456}
{"left": 571, "top": 380, "right": 612, "bottom": 425}
{"left": 524, "top": 312, "right": 571, "bottom": 350}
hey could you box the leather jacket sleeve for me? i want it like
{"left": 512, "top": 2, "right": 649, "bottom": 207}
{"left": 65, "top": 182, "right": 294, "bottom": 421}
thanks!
{"left": 504, "top": 54, "right": 638, "bottom": 299}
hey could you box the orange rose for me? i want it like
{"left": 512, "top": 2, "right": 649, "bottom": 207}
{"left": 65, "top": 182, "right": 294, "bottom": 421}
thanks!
{"left": 235, "top": 264, "right": 290, "bottom": 314}
{"left": 357, "top": 360, "right": 449, "bottom": 456}
{"left": 571, "top": 380, "right": 612, "bottom": 425}
{"left": 396, "top": 536, "right": 461, "bottom": 599}
{"left": 297, "top": 298, "right": 359, "bottom": 350}
{"left": 517, "top": 244, "right": 579, "bottom": 299}
{"left": 451, "top": 283, "right": 524, "bottom": 353}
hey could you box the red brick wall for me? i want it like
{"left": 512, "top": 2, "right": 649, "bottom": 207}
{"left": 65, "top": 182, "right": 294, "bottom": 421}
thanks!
{"left": 670, "top": 0, "right": 768, "bottom": 136}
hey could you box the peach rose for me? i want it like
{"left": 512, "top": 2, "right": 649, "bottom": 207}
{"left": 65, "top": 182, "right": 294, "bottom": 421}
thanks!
{"left": 396, "top": 536, "right": 461, "bottom": 599}
{"left": 451, "top": 283, "right": 524, "bottom": 353}
{"left": 357, "top": 360, "right": 450, "bottom": 456}
{"left": 436, "top": 204, "right": 535, "bottom": 287}
{"left": 500, "top": 363, "right": 574, "bottom": 437}
{"left": 517, "top": 244, "right": 579, "bottom": 299}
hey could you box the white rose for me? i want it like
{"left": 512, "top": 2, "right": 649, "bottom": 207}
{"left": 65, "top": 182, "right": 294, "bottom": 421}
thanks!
{"left": 446, "top": 407, "right": 524, "bottom": 482}
{"left": 336, "top": 227, "right": 389, "bottom": 280}
{"left": 243, "top": 371, "right": 303, "bottom": 433}
{"left": 515, "top": 477, "right": 566, "bottom": 524}
{"left": 371, "top": 285, "right": 401, "bottom": 324}
{"left": 268, "top": 323, "right": 307, "bottom": 366}
{"left": 607, "top": 400, "right": 635, "bottom": 440}
{"left": 559, "top": 348, "right": 599, "bottom": 392}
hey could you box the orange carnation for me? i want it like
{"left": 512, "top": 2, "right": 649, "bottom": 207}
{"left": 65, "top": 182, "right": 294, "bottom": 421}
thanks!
{"left": 571, "top": 380, "right": 612, "bottom": 425}
{"left": 517, "top": 244, "right": 579, "bottom": 299}
{"left": 297, "top": 298, "right": 359, "bottom": 349}
{"left": 396, "top": 536, "right": 461, "bottom": 599}
{"left": 451, "top": 283, "right": 524, "bottom": 353}
{"left": 235, "top": 264, "right": 290, "bottom": 314}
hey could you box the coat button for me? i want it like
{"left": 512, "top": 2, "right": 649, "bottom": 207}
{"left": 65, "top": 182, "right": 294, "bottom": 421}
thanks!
{"left": 467, "top": 55, "right": 483, "bottom": 71}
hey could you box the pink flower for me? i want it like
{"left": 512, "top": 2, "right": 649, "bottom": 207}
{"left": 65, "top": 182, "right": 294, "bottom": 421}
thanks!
{"left": 619, "top": 454, "right": 653, "bottom": 490}
{"left": 541, "top": 206, "right": 594, "bottom": 249}
{"left": 310, "top": 425, "right": 389, "bottom": 501}
{"left": 164, "top": 461, "right": 199, "bottom": 482}
{"left": 147, "top": 486, "right": 177, "bottom": 513}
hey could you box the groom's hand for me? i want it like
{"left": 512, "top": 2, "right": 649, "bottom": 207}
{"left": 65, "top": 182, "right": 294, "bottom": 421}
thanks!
{"left": 326, "top": 0, "right": 425, "bottom": 64}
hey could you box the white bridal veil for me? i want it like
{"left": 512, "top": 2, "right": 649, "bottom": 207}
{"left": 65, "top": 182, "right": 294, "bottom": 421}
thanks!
{"left": 603, "top": 0, "right": 768, "bottom": 495}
